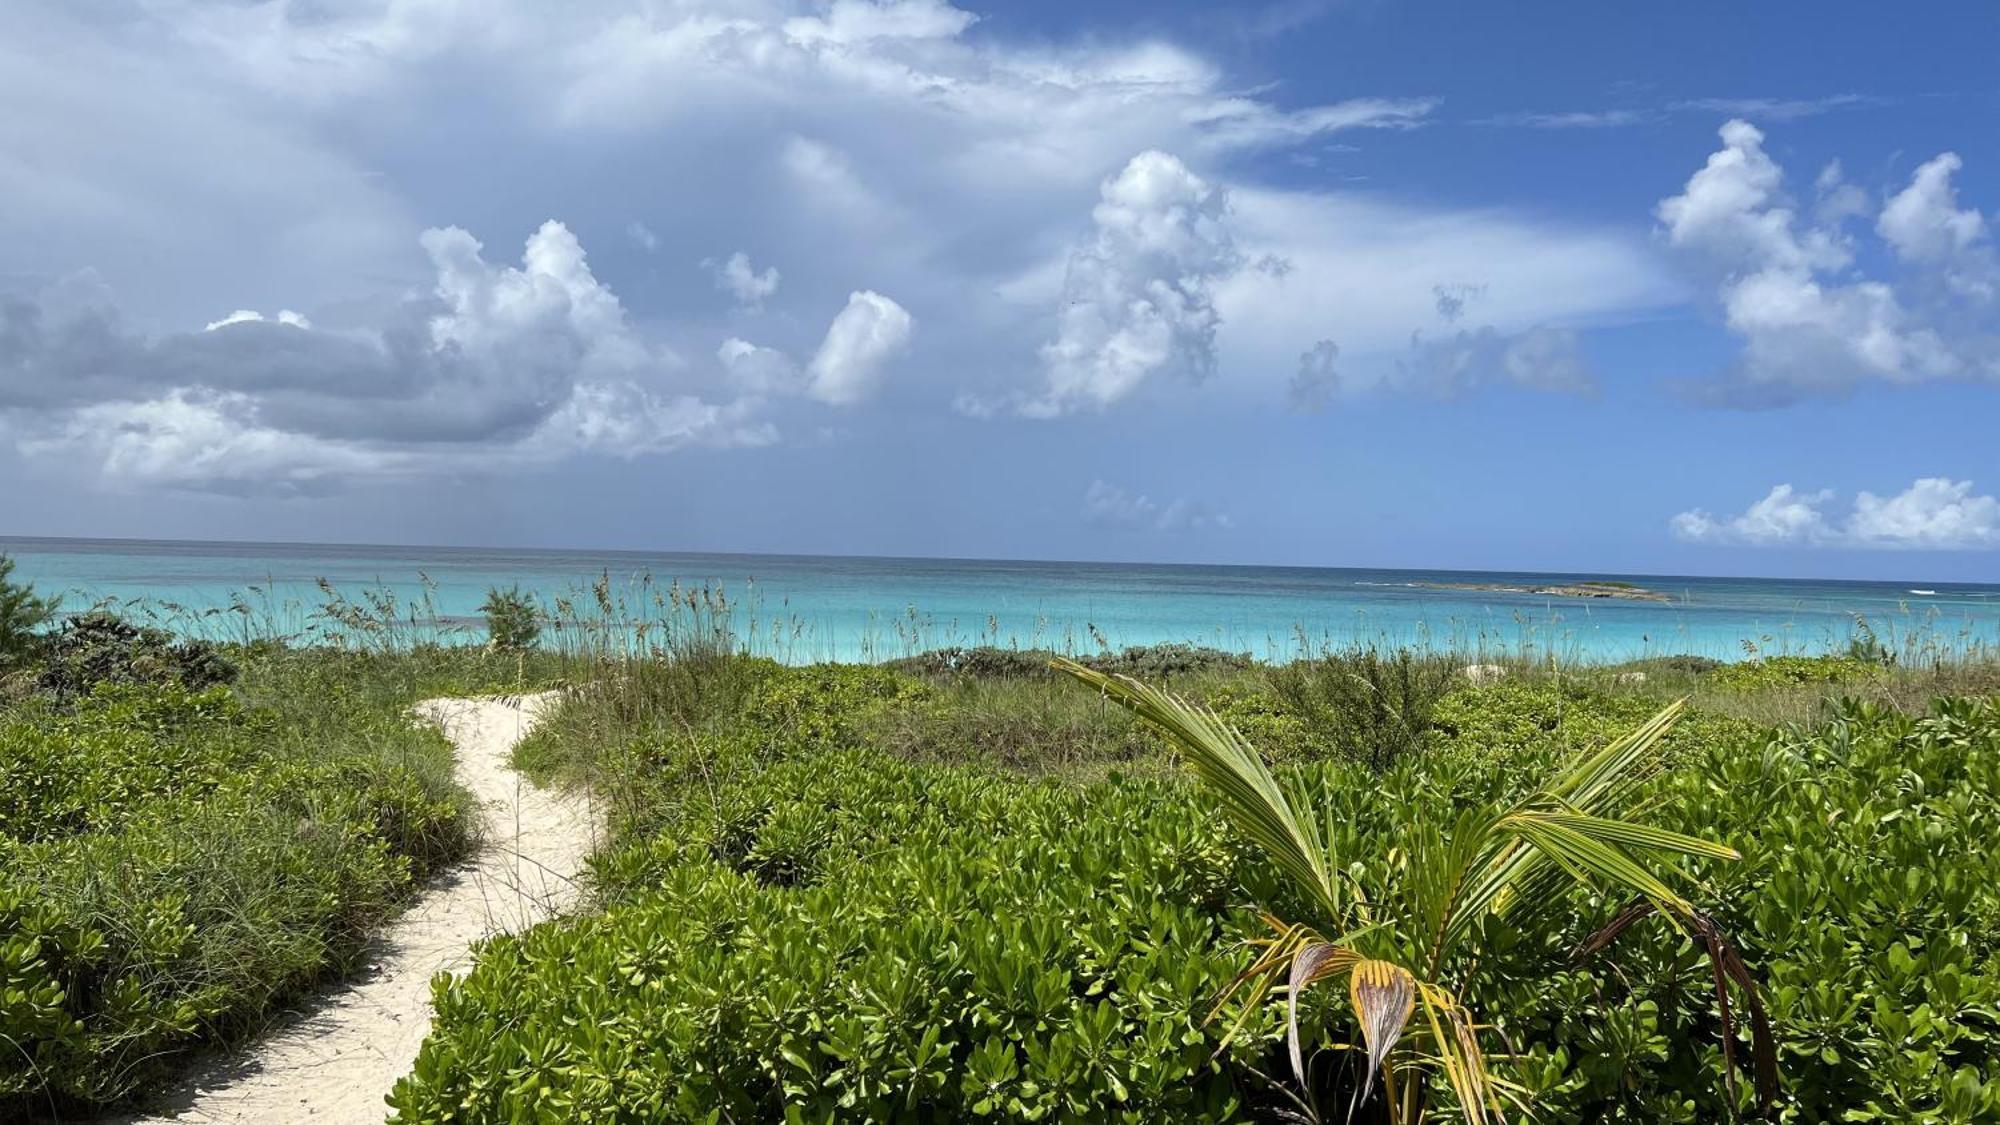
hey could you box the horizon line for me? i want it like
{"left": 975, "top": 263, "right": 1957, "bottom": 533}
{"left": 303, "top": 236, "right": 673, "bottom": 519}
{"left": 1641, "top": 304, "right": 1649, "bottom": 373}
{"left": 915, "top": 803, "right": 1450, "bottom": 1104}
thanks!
{"left": 2, "top": 531, "right": 1992, "bottom": 591}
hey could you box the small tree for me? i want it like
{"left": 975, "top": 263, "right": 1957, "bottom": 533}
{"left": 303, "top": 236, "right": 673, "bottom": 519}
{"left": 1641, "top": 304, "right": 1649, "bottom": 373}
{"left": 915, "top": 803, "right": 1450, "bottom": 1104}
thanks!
{"left": 0, "top": 554, "right": 55, "bottom": 668}
{"left": 480, "top": 585, "right": 540, "bottom": 652}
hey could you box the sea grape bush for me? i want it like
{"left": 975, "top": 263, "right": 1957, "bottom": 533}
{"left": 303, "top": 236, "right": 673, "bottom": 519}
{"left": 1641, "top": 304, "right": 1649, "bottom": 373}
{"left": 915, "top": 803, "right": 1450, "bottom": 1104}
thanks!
{"left": 1708, "top": 653, "right": 1884, "bottom": 692}
{"left": 398, "top": 664, "right": 2000, "bottom": 1123}
{"left": 1649, "top": 698, "right": 2000, "bottom": 1122}
{"left": 394, "top": 753, "right": 1270, "bottom": 1122}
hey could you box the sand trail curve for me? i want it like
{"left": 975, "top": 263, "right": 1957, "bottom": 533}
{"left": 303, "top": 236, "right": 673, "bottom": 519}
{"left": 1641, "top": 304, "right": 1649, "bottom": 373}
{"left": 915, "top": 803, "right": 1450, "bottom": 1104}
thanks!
{"left": 113, "top": 692, "right": 593, "bottom": 1125}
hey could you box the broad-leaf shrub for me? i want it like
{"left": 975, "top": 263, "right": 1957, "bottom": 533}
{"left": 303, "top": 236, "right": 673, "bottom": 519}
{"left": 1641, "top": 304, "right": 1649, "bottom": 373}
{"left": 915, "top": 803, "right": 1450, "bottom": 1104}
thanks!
{"left": 1708, "top": 654, "right": 1883, "bottom": 692}
{"left": 397, "top": 665, "right": 2000, "bottom": 1123}
{"left": 393, "top": 753, "right": 1271, "bottom": 1122}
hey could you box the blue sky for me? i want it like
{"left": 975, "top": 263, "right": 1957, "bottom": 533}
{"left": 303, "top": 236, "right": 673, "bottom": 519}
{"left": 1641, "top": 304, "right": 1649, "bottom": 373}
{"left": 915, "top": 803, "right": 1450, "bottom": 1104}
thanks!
{"left": 3, "top": 0, "right": 1998, "bottom": 580}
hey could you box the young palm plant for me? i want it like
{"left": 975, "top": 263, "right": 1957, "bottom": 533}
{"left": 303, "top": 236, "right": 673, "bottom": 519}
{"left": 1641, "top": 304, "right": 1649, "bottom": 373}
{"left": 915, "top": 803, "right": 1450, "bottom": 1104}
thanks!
{"left": 1055, "top": 658, "right": 1768, "bottom": 1123}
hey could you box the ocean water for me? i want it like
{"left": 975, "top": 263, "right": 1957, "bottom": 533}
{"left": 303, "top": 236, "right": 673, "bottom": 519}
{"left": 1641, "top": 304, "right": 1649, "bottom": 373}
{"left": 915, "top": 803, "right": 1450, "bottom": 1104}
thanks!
{"left": 3, "top": 536, "right": 1996, "bottom": 664}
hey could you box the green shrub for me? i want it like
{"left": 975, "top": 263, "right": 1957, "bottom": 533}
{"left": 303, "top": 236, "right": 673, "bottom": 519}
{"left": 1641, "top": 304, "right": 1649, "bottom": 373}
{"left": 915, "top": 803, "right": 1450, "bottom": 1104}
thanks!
{"left": 480, "top": 585, "right": 541, "bottom": 652}
{"left": 886, "top": 645, "right": 1057, "bottom": 680}
{"left": 402, "top": 659, "right": 2000, "bottom": 1123}
{"left": 393, "top": 751, "right": 1269, "bottom": 1123}
{"left": 1266, "top": 646, "right": 1459, "bottom": 768}
{"left": 1709, "top": 654, "right": 1883, "bottom": 692}
{"left": 1639, "top": 698, "right": 2000, "bottom": 1122}
{"left": 887, "top": 644, "right": 1251, "bottom": 683}
{"left": 1088, "top": 643, "right": 1252, "bottom": 681}
{"left": 0, "top": 555, "right": 54, "bottom": 670}
{"left": 34, "top": 612, "right": 238, "bottom": 704}
{"left": 0, "top": 656, "right": 473, "bottom": 1117}
{"left": 1628, "top": 654, "right": 1725, "bottom": 676}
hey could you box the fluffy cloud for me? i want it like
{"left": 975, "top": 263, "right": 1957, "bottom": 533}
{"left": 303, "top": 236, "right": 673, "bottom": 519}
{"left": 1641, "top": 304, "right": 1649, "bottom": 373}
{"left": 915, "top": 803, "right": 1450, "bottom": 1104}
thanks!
{"left": 1658, "top": 120, "right": 1998, "bottom": 402}
{"left": 1082, "top": 480, "right": 1232, "bottom": 532}
{"left": 1671, "top": 484, "right": 1835, "bottom": 546}
{"left": 712, "top": 290, "right": 915, "bottom": 405}
{"left": 8, "top": 2, "right": 1507, "bottom": 448}
{"left": 2, "top": 221, "right": 771, "bottom": 490}
{"left": 709, "top": 251, "right": 782, "bottom": 307}
{"left": 18, "top": 392, "right": 404, "bottom": 495}
{"left": 1672, "top": 479, "right": 2000, "bottom": 549}
{"left": 1848, "top": 479, "right": 2000, "bottom": 548}
{"left": 1878, "top": 154, "right": 1997, "bottom": 301}
{"left": 807, "top": 291, "right": 914, "bottom": 405}
{"left": 718, "top": 337, "right": 802, "bottom": 395}
{"left": 1028, "top": 151, "right": 1241, "bottom": 416}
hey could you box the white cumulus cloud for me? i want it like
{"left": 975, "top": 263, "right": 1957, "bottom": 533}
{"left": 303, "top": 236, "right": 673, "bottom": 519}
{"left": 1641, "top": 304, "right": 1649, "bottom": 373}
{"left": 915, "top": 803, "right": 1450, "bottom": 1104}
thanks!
{"left": 718, "top": 336, "right": 802, "bottom": 395}
{"left": 1658, "top": 120, "right": 1999, "bottom": 403}
{"left": 1672, "top": 478, "right": 2000, "bottom": 549}
{"left": 1029, "top": 151, "right": 1241, "bottom": 416}
{"left": 1847, "top": 478, "right": 2000, "bottom": 548}
{"left": 708, "top": 251, "right": 782, "bottom": 308}
{"left": 808, "top": 290, "right": 914, "bottom": 405}
{"left": 2, "top": 220, "right": 773, "bottom": 491}
{"left": 1878, "top": 153, "right": 1997, "bottom": 301}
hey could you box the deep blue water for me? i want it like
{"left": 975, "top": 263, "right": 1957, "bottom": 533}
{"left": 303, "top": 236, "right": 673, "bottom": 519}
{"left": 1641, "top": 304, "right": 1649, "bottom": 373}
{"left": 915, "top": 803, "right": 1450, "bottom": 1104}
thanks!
{"left": 4, "top": 536, "right": 1996, "bottom": 664}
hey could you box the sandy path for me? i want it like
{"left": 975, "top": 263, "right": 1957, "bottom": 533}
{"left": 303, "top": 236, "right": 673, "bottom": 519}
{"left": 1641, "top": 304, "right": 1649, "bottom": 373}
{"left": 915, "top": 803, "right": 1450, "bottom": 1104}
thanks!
{"left": 112, "top": 692, "right": 594, "bottom": 1125}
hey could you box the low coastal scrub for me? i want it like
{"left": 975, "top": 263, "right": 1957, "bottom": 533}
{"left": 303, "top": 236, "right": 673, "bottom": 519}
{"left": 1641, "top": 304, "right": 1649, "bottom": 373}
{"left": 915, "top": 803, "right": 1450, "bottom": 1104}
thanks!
{"left": 393, "top": 648, "right": 2000, "bottom": 1122}
{"left": 1708, "top": 653, "right": 1887, "bottom": 691}
{"left": 0, "top": 633, "right": 491, "bottom": 1116}
{"left": 8, "top": 555, "right": 1999, "bottom": 1123}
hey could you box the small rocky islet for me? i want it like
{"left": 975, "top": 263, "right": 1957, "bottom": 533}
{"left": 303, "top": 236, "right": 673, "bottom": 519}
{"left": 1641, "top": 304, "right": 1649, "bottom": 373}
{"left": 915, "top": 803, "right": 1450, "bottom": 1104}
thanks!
{"left": 1414, "top": 579, "right": 1673, "bottom": 603}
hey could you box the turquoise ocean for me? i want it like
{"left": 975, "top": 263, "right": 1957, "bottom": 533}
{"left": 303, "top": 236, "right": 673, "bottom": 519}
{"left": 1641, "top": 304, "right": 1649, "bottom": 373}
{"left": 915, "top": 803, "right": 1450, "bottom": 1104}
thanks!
{"left": 3, "top": 536, "right": 1996, "bottom": 664}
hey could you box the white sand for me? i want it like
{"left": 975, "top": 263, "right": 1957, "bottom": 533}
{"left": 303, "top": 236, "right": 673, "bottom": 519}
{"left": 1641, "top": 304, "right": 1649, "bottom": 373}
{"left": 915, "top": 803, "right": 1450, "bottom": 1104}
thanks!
{"left": 112, "top": 692, "right": 594, "bottom": 1125}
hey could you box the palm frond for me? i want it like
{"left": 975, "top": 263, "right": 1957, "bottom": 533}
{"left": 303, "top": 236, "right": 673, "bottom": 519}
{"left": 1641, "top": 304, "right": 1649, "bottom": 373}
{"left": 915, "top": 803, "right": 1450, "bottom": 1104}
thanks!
{"left": 1286, "top": 942, "right": 1363, "bottom": 1090}
{"left": 1578, "top": 900, "right": 1778, "bottom": 1114}
{"left": 1415, "top": 982, "right": 1495, "bottom": 1125}
{"left": 1348, "top": 959, "right": 1417, "bottom": 1103}
{"left": 1441, "top": 699, "right": 1728, "bottom": 947}
{"left": 1054, "top": 658, "right": 1341, "bottom": 919}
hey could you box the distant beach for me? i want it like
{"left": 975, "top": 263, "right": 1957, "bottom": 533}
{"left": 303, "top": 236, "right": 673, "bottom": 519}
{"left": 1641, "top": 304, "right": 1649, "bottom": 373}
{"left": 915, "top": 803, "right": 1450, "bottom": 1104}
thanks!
{"left": 4, "top": 535, "right": 1996, "bottom": 664}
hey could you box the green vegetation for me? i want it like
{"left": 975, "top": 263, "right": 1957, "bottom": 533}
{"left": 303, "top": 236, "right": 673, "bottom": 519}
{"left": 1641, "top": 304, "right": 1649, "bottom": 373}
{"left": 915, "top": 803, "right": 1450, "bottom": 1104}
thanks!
{"left": 480, "top": 584, "right": 542, "bottom": 652}
{"left": 1709, "top": 653, "right": 1887, "bottom": 691}
{"left": 5, "top": 559, "right": 1998, "bottom": 1123}
{"left": 0, "top": 554, "right": 55, "bottom": 672}
{"left": 1265, "top": 645, "right": 1459, "bottom": 769}
{"left": 387, "top": 625, "right": 2000, "bottom": 1123}
{"left": 33, "top": 611, "right": 240, "bottom": 705}
{"left": 1058, "top": 661, "right": 1755, "bottom": 1124}
{"left": 0, "top": 578, "right": 536, "bottom": 1117}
